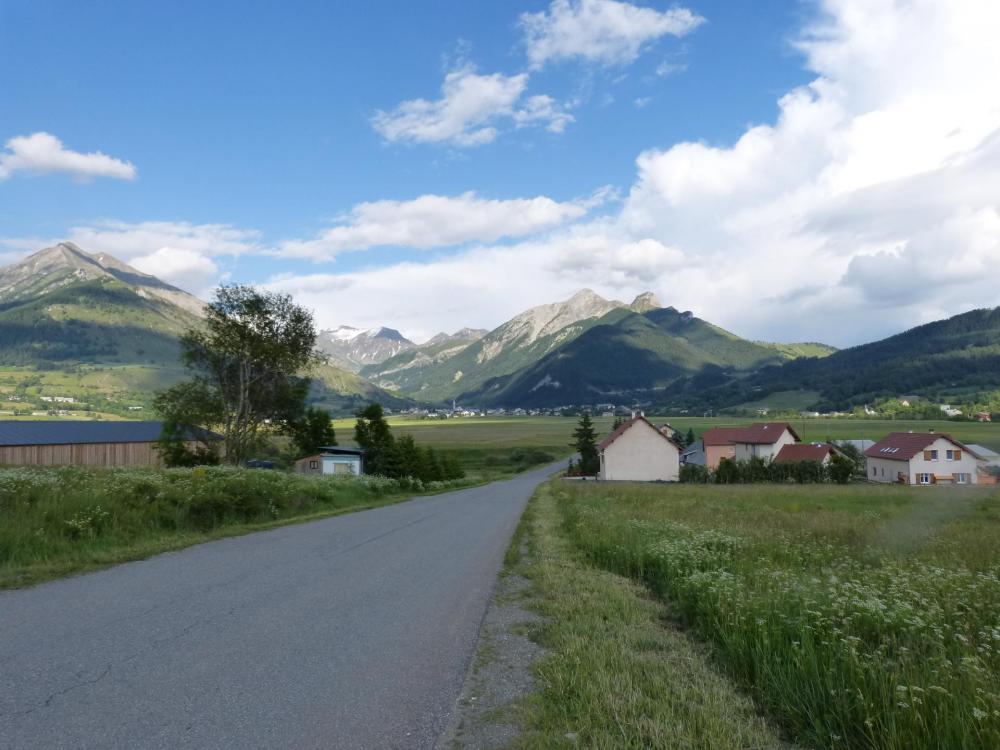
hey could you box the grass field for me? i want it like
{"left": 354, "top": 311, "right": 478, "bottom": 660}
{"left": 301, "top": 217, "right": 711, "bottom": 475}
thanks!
{"left": 0, "top": 466, "right": 472, "bottom": 589}
{"left": 333, "top": 415, "right": 1000, "bottom": 453}
{"left": 524, "top": 480, "right": 1000, "bottom": 749}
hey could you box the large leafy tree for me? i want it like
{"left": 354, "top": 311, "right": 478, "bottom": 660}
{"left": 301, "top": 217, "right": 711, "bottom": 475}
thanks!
{"left": 290, "top": 406, "right": 337, "bottom": 457}
{"left": 156, "top": 285, "right": 317, "bottom": 466}
{"left": 572, "top": 412, "right": 600, "bottom": 475}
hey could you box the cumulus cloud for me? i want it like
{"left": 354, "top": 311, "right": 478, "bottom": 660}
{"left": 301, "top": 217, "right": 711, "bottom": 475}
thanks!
{"left": 277, "top": 189, "right": 612, "bottom": 260}
{"left": 273, "top": 0, "right": 1000, "bottom": 347}
{"left": 0, "top": 132, "right": 136, "bottom": 181}
{"left": 521, "top": 0, "right": 704, "bottom": 68}
{"left": 372, "top": 66, "right": 572, "bottom": 146}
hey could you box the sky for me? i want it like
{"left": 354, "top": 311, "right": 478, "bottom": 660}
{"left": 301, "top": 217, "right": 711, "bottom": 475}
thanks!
{"left": 1, "top": 0, "right": 998, "bottom": 347}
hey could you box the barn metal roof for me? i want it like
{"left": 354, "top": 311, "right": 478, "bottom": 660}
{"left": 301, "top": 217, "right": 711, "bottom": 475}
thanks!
{"left": 0, "top": 420, "right": 221, "bottom": 447}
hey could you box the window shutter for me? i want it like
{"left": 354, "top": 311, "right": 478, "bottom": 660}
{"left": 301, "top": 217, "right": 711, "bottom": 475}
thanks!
{"left": 955, "top": 450, "right": 962, "bottom": 461}
{"left": 923, "top": 450, "right": 932, "bottom": 461}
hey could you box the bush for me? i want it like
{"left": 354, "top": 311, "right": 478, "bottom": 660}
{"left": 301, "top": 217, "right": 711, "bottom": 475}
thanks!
{"left": 679, "top": 463, "right": 710, "bottom": 483}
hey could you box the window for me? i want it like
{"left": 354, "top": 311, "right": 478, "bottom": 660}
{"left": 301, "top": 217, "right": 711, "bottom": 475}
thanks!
{"left": 930, "top": 450, "right": 939, "bottom": 461}
{"left": 309, "top": 460, "right": 319, "bottom": 470}
{"left": 918, "top": 473, "right": 932, "bottom": 485}
{"left": 955, "top": 473, "right": 970, "bottom": 484}
{"left": 946, "top": 450, "right": 954, "bottom": 461}
{"left": 872, "top": 466, "right": 877, "bottom": 477}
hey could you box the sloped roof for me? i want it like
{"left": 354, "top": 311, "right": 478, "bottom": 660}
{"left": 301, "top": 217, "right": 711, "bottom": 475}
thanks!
{"left": 774, "top": 443, "right": 839, "bottom": 463}
{"left": 733, "top": 422, "right": 802, "bottom": 445}
{"left": 865, "top": 432, "right": 977, "bottom": 461}
{"left": 0, "top": 420, "right": 220, "bottom": 447}
{"left": 701, "top": 427, "right": 750, "bottom": 447}
{"left": 598, "top": 416, "right": 681, "bottom": 453}
{"left": 702, "top": 423, "right": 801, "bottom": 446}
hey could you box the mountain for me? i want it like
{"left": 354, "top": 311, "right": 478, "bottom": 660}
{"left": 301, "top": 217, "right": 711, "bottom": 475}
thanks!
{"left": 362, "top": 328, "right": 488, "bottom": 392}
{"left": 0, "top": 243, "right": 204, "bottom": 367}
{"left": 0, "top": 244, "right": 412, "bottom": 416}
{"left": 361, "top": 289, "right": 652, "bottom": 400}
{"left": 0, "top": 242, "right": 204, "bottom": 317}
{"left": 461, "top": 305, "right": 800, "bottom": 407}
{"left": 316, "top": 325, "right": 416, "bottom": 372}
{"left": 704, "top": 307, "right": 1000, "bottom": 411}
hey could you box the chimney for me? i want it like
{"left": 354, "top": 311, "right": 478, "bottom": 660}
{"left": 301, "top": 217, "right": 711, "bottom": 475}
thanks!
{"left": 929, "top": 428, "right": 935, "bottom": 434}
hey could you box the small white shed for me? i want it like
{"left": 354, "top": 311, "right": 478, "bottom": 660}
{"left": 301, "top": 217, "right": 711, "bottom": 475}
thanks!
{"left": 598, "top": 416, "right": 681, "bottom": 482}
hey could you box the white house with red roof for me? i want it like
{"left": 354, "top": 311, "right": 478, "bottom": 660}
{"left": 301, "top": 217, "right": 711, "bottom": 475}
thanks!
{"left": 865, "top": 431, "right": 990, "bottom": 485}
{"left": 598, "top": 416, "right": 681, "bottom": 482}
{"left": 731, "top": 423, "right": 801, "bottom": 462}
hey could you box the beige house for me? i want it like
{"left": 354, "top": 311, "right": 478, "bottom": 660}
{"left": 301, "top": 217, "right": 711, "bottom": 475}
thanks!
{"left": 731, "top": 423, "right": 801, "bottom": 462}
{"left": 865, "top": 432, "right": 989, "bottom": 485}
{"left": 700, "top": 427, "right": 745, "bottom": 469}
{"left": 598, "top": 416, "right": 681, "bottom": 482}
{"left": 294, "top": 447, "right": 364, "bottom": 476}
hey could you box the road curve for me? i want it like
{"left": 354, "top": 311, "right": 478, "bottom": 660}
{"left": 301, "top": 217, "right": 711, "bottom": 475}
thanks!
{"left": 0, "top": 463, "right": 559, "bottom": 749}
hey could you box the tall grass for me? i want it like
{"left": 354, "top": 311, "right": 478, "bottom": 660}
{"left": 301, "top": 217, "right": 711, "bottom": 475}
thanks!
{"left": 0, "top": 466, "right": 469, "bottom": 587}
{"left": 556, "top": 482, "right": 1000, "bottom": 749}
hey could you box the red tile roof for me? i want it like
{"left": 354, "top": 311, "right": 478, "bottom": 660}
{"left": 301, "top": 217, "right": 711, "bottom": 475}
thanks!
{"left": 733, "top": 422, "right": 802, "bottom": 445}
{"left": 598, "top": 416, "right": 681, "bottom": 452}
{"left": 865, "top": 432, "right": 976, "bottom": 461}
{"left": 701, "top": 427, "right": 750, "bottom": 447}
{"left": 774, "top": 443, "right": 839, "bottom": 463}
{"left": 701, "top": 422, "right": 801, "bottom": 448}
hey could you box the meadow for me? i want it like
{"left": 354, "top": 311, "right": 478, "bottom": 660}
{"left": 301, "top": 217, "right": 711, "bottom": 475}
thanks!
{"left": 533, "top": 480, "right": 1000, "bottom": 749}
{"left": 0, "top": 466, "right": 471, "bottom": 589}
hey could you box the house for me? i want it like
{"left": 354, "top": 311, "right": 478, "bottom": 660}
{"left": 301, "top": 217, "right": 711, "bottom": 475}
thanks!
{"left": 774, "top": 442, "right": 842, "bottom": 465}
{"left": 294, "top": 446, "right": 364, "bottom": 476}
{"left": 0, "top": 420, "right": 221, "bottom": 468}
{"left": 731, "top": 423, "right": 801, "bottom": 462}
{"left": 700, "top": 427, "right": 750, "bottom": 469}
{"left": 966, "top": 444, "right": 1000, "bottom": 468}
{"left": 598, "top": 416, "right": 681, "bottom": 482}
{"left": 865, "top": 432, "right": 989, "bottom": 485}
{"left": 975, "top": 412, "right": 992, "bottom": 423}
{"left": 681, "top": 442, "right": 705, "bottom": 466}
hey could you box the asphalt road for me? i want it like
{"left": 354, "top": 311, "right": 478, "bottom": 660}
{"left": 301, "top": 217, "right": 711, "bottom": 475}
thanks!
{"left": 0, "top": 463, "right": 559, "bottom": 749}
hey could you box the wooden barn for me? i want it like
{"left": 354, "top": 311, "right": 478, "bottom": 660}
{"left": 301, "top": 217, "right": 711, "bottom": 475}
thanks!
{"left": 0, "top": 421, "right": 221, "bottom": 468}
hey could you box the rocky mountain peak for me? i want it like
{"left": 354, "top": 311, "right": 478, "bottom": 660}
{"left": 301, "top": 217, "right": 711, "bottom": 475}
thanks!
{"left": 0, "top": 242, "right": 205, "bottom": 316}
{"left": 630, "top": 291, "right": 662, "bottom": 313}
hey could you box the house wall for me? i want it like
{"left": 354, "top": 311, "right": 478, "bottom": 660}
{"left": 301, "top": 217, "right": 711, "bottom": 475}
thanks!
{"left": 600, "top": 421, "right": 679, "bottom": 481}
{"left": 906, "top": 437, "right": 984, "bottom": 484}
{"left": 322, "top": 455, "right": 362, "bottom": 476}
{"left": 867, "top": 456, "right": 909, "bottom": 483}
{"left": 294, "top": 456, "right": 324, "bottom": 475}
{"left": 733, "top": 429, "right": 797, "bottom": 462}
{"left": 704, "top": 444, "right": 735, "bottom": 470}
{"left": 0, "top": 441, "right": 167, "bottom": 468}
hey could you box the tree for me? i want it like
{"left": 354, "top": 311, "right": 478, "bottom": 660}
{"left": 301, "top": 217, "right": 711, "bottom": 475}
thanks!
{"left": 354, "top": 402, "right": 395, "bottom": 476}
{"left": 290, "top": 406, "right": 336, "bottom": 457}
{"left": 828, "top": 453, "right": 855, "bottom": 484}
{"left": 684, "top": 427, "right": 696, "bottom": 448}
{"left": 572, "top": 412, "right": 600, "bottom": 475}
{"left": 154, "top": 380, "right": 222, "bottom": 467}
{"left": 155, "top": 285, "right": 317, "bottom": 466}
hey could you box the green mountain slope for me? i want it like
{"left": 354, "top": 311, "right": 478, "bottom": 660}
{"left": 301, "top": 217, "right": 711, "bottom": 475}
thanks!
{"left": 707, "top": 307, "right": 1000, "bottom": 410}
{"left": 463, "top": 307, "right": 792, "bottom": 407}
{"left": 362, "top": 289, "right": 652, "bottom": 403}
{"left": 0, "top": 244, "right": 411, "bottom": 416}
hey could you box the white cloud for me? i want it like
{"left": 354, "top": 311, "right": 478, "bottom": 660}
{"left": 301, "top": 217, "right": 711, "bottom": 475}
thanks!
{"left": 372, "top": 66, "right": 572, "bottom": 146}
{"left": 0, "top": 132, "right": 136, "bottom": 181}
{"left": 273, "top": 0, "right": 1000, "bottom": 347}
{"left": 521, "top": 0, "right": 704, "bottom": 68}
{"left": 633, "top": 96, "right": 651, "bottom": 108}
{"left": 129, "top": 247, "right": 221, "bottom": 294}
{"left": 277, "top": 190, "right": 610, "bottom": 260}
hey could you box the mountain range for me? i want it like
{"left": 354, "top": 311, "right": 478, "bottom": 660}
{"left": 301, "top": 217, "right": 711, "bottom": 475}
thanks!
{"left": 1, "top": 243, "right": 997, "bottom": 415}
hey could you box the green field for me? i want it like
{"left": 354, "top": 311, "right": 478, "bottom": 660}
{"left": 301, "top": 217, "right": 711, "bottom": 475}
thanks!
{"left": 333, "top": 415, "right": 1000, "bottom": 453}
{"left": 514, "top": 480, "right": 1000, "bottom": 749}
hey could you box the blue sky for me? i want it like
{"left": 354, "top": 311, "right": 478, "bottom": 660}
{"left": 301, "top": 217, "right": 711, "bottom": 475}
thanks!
{"left": 2, "top": 0, "right": 998, "bottom": 345}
